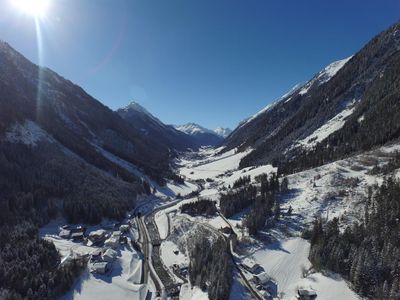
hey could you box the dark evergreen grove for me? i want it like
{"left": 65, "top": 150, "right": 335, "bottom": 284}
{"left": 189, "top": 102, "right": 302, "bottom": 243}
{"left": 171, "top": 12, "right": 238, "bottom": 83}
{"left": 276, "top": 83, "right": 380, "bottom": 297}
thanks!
{"left": 0, "top": 142, "right": 141, "bottom": 299}
{"left": 219, "top": 183, "right": 257, "bottom": 218}
{"left": 0, "top": 223, "right": 86, "bottom": 300}
{"left": 180, "top": 199, "right": 217, "bottom": 216}
{"left": 308, "top": 177, "right": 400, "bottom": 300}
{"left": 188, "top": 233, "right": 232, "bottom": 300}
{"left": 244, "top": 173, "right": 281, "bottom": 235}
{"left": 218, "top": 173, "right": 283, "bottom": 234}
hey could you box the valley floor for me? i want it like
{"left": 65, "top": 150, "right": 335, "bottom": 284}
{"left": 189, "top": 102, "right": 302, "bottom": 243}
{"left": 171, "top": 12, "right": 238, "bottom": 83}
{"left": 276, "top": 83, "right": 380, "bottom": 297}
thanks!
{"left": 42, "top": 144, "right": 400, "bottom": 300}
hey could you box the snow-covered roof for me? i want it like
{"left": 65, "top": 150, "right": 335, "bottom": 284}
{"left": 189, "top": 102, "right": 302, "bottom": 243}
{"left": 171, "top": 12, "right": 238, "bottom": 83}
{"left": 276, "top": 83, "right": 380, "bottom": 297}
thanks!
{"left": 89, "top": 229, "right": 106, "bottom": 237}
{"left": 103, "top": 248, "right": 117, "bottom": 260}
{"left": 242, "top": 258, "right": 259, "bottom": 269}
{"left": 298, "top": 288, "right": 317, "bottom": 296}
{"left": 254, "top": 272, "right": 273, "bottom": 285}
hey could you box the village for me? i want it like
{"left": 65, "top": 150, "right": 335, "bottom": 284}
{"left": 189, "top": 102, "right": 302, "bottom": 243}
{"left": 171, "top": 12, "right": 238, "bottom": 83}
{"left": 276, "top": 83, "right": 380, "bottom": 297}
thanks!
{"left": 57, "top": 219, "right": 134, "bottom": 276}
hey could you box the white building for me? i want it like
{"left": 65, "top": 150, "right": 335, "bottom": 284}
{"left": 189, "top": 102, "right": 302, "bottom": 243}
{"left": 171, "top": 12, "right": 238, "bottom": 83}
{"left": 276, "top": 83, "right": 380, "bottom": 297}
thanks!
{"left": 241, "top": 258, "right": 263, "bottom": 274}
{"left": 102, "top": 248, "right": 117, "bottom": 263}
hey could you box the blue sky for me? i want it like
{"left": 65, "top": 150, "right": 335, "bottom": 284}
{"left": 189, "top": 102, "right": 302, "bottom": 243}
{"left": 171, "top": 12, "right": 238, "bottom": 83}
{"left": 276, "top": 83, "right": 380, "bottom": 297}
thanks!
{"left": 0, "top": 0, "right": 399, "bottom": 129}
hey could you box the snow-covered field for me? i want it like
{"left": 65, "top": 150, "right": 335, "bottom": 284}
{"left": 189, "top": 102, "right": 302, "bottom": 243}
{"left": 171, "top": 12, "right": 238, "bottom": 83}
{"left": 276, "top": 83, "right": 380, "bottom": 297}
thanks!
{"left": 250, "top": 238, "right": 359, "bottom": 300}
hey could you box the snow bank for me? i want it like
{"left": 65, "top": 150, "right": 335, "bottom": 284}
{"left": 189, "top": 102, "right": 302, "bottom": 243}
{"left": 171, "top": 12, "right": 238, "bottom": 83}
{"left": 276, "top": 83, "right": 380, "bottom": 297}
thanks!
{"left": 155, "top": 211, "right": 169, "bottom": 239}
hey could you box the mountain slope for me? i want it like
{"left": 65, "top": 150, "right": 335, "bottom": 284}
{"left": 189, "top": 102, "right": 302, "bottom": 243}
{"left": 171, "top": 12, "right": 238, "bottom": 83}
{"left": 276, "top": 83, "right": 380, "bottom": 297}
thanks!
{"left": 0, "top": 40, "right": 189, "bottom": 228}
{"left": 0, "top": 41, "right": 173, "bottom": 183}
{"left": 224, "top": 21, "right": 400, "bottom": 174}
{"left": 175, "top": 123, "right": 223, "bottom": 147}
{"left": 117, "top": 101, "right": 196, "bottom": 151}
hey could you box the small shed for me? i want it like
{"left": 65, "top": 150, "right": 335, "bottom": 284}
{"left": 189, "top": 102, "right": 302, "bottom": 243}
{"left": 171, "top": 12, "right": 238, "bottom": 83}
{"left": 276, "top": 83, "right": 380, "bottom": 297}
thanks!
{"left": 297, "top": 288, "right": 317, "bottom": 300}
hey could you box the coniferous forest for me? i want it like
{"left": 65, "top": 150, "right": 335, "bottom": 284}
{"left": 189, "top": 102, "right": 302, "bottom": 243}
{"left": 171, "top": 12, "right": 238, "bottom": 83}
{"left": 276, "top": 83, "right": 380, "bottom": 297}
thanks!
{"left": 188, "top": 233, "right": 232, "bottom": 300}
{"left": 308, "top": 177, "right": 400, "bottom": 299}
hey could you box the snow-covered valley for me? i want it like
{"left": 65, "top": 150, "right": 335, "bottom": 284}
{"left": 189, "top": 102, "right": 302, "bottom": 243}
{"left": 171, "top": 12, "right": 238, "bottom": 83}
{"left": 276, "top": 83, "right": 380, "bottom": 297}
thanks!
{"left": 40, "top": 142, "right": 400, "bottom": 300}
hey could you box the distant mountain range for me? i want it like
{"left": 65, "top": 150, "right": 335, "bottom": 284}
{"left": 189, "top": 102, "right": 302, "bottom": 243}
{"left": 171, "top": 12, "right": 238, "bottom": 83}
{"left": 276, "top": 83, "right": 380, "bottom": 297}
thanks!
{"left": 174, "top": 122, "right": 231, "bottom": 146}
{"left": 118, "top": 102, "right": 230, "bottom": 149}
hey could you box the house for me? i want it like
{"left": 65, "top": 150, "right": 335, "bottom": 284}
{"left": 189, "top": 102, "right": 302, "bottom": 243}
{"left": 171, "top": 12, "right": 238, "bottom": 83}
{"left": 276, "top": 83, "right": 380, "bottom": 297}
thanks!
{"left": 119, "top": 224, "right": 130, "bottom": 233}
{"left": 104, "top": 236, "right": 119, "bottom": 249}
{"left": 91, "top": 262, "right": 111, "bottom": 274}
{"left": 90, "top": 250, "right": 102, "bottom": 262}
{"left": 59, "top": 229, "right": 71, "bottom": 239}
{"left": 297, "top": 288, "right": 317, "bottom": 300}
{"left": 88, "top": 229, "right": 106, "bottom": 242}
{"left": 241, "top": 258, "right": 264, "bottom": 274}
{"left": 253, "top": 272, "right": 278, "bottom": 297}
{"left": 102, "top": 248, "right": 117, "bottom": 263}
{"left": 71, "top": 231, "right": 84, "bottom": 241}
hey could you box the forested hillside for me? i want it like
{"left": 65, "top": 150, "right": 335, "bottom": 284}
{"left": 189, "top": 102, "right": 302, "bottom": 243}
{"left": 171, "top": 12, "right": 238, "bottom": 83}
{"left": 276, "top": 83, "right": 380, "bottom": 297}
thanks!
{"left": 223, "top": 22, "right": 400, "bottom": 176}
{"left": 308, "top": 177, "right": 400, "bottom": 299}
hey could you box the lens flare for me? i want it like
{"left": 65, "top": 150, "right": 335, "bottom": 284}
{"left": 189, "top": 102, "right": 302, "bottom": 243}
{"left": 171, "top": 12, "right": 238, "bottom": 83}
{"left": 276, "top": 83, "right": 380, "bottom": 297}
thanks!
{"left": 12, "top": 0, "right": 50, "bottom": 18}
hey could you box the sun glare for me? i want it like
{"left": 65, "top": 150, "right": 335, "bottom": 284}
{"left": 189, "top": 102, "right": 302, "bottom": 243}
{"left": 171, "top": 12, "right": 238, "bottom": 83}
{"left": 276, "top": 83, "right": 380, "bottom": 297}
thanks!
{"left": 12, "top": 0, "right": 50, "bottom": 18}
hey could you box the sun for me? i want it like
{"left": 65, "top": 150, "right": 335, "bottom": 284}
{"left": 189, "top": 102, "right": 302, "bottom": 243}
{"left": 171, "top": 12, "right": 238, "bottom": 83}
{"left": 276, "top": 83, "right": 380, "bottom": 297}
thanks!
{"left": 12, "top": 0, "right": 50, "bottom": 18}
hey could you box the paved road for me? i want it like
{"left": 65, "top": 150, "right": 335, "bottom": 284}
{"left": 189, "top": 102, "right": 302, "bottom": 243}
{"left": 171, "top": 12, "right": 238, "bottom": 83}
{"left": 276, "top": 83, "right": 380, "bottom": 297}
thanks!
{"left": 135, "top": 177, "right": 264, "bottom": 299}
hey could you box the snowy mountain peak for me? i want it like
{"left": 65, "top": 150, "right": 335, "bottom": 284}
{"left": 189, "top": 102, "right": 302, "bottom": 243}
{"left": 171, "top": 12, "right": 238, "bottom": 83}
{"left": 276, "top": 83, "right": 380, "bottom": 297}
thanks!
{"left": 316, "top": 56, "right": 353, "bottom": 84}
{"left": 118, "top": 100, "right": 165, "bottom": 127}
{"left": 120, "top": 100, "right": 151, "bottom": 116}
{"left": 175, "top": 123, "right": 214, "bottom": 136}
{"left": 214, "top": 127, "right": 232, "bottom": 138}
